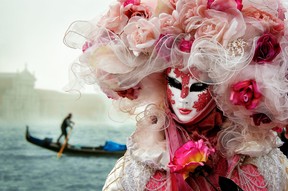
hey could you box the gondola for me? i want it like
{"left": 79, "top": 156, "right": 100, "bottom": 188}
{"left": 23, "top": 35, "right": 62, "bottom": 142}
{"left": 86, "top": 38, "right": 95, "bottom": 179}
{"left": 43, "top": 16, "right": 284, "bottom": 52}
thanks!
{"left": 25, "top": 126, "right": 126, "bottom": 157}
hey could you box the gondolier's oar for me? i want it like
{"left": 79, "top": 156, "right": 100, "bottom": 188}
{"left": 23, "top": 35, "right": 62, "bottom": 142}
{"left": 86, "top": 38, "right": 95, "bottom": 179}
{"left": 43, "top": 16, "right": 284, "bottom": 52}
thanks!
{"left": 57, "top": 128, "right": 73, "bottom": 158}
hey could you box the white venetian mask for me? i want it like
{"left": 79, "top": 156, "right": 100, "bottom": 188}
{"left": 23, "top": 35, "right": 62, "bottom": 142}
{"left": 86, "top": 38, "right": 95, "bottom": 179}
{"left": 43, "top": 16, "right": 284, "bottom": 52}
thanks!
{"left": 166, "top": 68, "right": 212, "bottom": 123}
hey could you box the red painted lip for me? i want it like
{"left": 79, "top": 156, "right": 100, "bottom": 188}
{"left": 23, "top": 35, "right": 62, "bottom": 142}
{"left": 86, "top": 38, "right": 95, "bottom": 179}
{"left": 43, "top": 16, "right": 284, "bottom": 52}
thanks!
{"left": 179, "top": 108, "right": 192, "bottom": 115}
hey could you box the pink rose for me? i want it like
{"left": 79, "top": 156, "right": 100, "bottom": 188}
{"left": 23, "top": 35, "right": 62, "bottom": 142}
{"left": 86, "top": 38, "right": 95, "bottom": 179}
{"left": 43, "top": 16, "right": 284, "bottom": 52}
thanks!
{"left": 251, "top": 113, "right": 272, "bottom": 126}
{"left": 98, "top": 3, "right": 129, "bottom": 34}
{"left": 178, "top": 37, "right": 194, "bottom": 53}
{"left": 230, "top": 79, "right": 262, "bottom": 110}
{"left": 253, "top": 33, "right": 281, "bottom": 64}
{"left": 123, "top": 3, "right": 152, "bottom": 19}
{"left": 159, "top": 13, "right": 183, "bottom": 35}
{"left": 122, "top": 17, "right": 161, "bottom": 56}
{"left": 242, "top": 7, "right": 284, "bottom": 36}
{"left": 195, "top": 17, "right": 222, "bottom": 40}
{"left": 176, "top": 0, "right": 207, "bottom": 33}
{"left": 168, "top": 140, "right": 215, "bottom": 180}
{"left": 194, "top": 9, "right": 245, "bottom": 46}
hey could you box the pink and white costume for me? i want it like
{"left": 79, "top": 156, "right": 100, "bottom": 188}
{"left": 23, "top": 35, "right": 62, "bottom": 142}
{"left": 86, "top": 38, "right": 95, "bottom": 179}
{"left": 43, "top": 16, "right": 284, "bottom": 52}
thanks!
{"left": 64, "top": 0, "right": 288, "bottom": 190}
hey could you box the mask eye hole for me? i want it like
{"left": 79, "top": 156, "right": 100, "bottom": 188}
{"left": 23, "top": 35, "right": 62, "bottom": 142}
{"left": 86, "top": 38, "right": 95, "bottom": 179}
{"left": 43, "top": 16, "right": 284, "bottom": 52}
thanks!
{"left": 190, "top": 83, "right": 208, "bottom": 92}
{"left": 167, "top": 76, "right": 182, "bottom": 90}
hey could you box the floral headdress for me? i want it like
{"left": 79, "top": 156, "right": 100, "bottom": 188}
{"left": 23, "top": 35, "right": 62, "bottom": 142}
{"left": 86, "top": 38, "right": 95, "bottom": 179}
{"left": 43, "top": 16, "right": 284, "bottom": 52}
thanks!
{"left": 64, "top": 0, "right": 288, "bottom": 157}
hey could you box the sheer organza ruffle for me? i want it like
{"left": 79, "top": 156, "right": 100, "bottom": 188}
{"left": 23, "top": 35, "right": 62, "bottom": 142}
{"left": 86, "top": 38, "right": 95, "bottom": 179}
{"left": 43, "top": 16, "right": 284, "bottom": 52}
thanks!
{"left": 128, "top": 105, "right": 169, "bottom": 169}
{"left": 218, "top": 122, "right": 282, "bottom": 157}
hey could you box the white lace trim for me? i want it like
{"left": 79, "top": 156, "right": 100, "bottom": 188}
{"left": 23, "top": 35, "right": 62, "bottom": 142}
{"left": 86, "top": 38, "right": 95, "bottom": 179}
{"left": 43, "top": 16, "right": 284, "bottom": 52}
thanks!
{"left": 121, "top": 152, "right": 156, "bottom": 191}
{"left": 103, "top": 152, "right": 156, "bottom": 191}
{"left": 251, "top": 148, "right": 288, "bottom": 191}
{"left": 127, "top": 135, "right": 169, "bottom": 170}
{"left": 127, "top": 121, "right": 169, "bottom": 170}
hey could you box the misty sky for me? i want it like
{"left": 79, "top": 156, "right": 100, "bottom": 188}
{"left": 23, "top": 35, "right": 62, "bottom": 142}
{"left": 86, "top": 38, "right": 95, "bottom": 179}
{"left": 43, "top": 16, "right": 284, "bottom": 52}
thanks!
{"left": 0, "top": 0, "right": 114, "bottom": 92}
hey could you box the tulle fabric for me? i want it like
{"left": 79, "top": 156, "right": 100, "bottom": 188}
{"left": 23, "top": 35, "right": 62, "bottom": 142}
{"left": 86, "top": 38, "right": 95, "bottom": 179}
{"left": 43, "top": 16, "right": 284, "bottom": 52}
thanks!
{"left": 128, "top": 105, "right": 169, "bottom": 169}
{"left": 188, "top": 37, "right": 255, "bottom": 84}
{"left": 218, "top": 123, "right": 282, "bottom": 158}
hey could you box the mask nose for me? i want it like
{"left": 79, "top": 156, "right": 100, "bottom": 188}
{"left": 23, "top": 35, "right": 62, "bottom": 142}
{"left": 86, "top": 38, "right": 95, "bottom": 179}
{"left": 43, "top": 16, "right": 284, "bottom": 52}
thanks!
{"left": 178, "top": 98, "right": 191, "bottom": 108}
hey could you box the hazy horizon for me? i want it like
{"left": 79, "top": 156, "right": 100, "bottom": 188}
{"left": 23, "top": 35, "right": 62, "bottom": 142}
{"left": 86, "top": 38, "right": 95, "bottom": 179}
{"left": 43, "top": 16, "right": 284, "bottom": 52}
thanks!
{"left": 0, "top": 0, "right": 114, "bottom": 93}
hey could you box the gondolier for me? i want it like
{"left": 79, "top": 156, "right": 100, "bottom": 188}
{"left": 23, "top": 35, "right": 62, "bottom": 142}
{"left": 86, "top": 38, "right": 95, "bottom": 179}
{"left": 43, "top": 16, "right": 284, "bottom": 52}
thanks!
{"left": 57, "top": 113, "right": 74, "bottom": 144}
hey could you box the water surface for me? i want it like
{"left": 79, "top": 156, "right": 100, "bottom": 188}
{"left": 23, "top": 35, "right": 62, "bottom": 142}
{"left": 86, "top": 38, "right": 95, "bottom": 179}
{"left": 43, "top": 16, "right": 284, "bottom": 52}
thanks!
{"left": 0, "top": 123, "right": 133, "bottom": 191}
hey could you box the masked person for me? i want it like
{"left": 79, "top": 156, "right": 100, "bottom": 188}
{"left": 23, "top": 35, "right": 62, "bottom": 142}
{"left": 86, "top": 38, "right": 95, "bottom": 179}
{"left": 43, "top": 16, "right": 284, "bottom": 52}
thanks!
{"left": 64, "top": 0, "right": 288, "bottom": 190}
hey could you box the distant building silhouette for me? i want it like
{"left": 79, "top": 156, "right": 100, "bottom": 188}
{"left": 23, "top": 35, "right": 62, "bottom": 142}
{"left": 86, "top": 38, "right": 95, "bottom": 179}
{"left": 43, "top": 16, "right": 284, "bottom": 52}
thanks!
{"left": 0, "top": 67, "right": 107, "bottom": 124}
{"left": 0, "top": 66, "right": 39, "bottom": 121}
